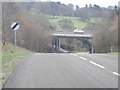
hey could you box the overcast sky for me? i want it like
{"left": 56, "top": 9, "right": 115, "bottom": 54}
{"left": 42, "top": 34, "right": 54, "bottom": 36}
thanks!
{"left": 40, "top": 0, "right": 120, "bottom": 7}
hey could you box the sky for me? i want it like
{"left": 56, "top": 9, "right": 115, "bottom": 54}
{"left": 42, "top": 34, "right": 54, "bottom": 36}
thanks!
{"left": 40, "top": 0, "right": 120, "bottom": 7}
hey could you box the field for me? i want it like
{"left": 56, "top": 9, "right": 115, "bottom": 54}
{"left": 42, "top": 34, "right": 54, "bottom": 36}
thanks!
{"left": 29, "top": 11, "right": 101, "bottom": 31}
{"left": 47, "top": 15, "right": 101, "bottom": 30}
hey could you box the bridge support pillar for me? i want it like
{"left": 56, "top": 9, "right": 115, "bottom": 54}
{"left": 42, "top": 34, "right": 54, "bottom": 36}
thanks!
{"left": 91, "top": 44, "right": 94, "bottom": 53}
{"left": 57, "top": 37, "right": 60, "bottom": 49}
{"left": 52, "top": 37, "right": 61, "bottom": 51}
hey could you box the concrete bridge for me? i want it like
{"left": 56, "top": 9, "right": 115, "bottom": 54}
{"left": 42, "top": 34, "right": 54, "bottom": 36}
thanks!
{"left": 51, "top": 32, "right": 93, "bottom": 52}
{"left": 52, "top": 33, "right": 92, "bottom": 39}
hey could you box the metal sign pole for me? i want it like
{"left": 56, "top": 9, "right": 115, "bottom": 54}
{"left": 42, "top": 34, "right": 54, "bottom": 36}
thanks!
{"left": 14, "top": 30, "right": 17, "bottom": 47}
{"left": 11, "top": 22, "right": 19, "bottom": 47}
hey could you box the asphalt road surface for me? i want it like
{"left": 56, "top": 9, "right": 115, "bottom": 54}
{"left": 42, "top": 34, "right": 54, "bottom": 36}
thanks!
{"left": 4, "top": 53, "right": 118, "bottom": 88}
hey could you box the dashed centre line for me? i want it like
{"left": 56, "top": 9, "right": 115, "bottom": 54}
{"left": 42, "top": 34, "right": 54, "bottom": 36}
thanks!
{"left": 113, "top": 72, "right": 120, "bottom": 76}
{"left": 89, "top": 61, "right": 105, "bottom": 69}
{"left": 72, "top": 54, "right": 78, "bottom": 56}
{"left": 79, "top": 56, "right": 87, "bottom": 61}
{"left": 70, "top": 53, "right": 119, "bottom": 77}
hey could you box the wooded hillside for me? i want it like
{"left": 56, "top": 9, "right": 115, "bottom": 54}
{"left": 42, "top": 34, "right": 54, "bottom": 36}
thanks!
{"left": 2, "top": 2, "right": 119, "bottom": 53}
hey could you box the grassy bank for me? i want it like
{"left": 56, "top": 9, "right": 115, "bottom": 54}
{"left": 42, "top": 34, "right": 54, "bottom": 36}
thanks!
{"left": 106, "top": 52, "right": 120, "bottom": 55}
{"left": 48, "top": 16, "right": 87, "bottom": 30}
{"left": 48, "top": 15, "right": 101, "bottom": 30}
{"left": 1, "top": 43, "right": 34, "bottom": 85}
{"left": 29, "top": 11, "right": 101, "bottom": 31}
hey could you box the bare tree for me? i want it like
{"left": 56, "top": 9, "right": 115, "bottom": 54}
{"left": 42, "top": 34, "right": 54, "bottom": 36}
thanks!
{"left": 92, "top": 16, "right": 118, "bottom": 53}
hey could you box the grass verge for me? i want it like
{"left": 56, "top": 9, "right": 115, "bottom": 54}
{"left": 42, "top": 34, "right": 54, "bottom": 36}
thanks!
{"left": 106, "top": 52, "right": 120, "bottom": 55}
{"left": 1, "top": 43, "right": 34, "bottom": 86}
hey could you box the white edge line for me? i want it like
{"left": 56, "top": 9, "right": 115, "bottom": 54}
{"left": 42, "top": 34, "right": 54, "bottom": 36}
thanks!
{"left": 90, "top": 61, "right": 105, "bottom": 69}
{"left": 73, "top": 54, "right": 78, "bottom": 56}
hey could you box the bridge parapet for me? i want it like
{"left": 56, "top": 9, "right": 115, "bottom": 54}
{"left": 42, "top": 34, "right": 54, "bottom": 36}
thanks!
{"left": 52, "top": 33, "right": 92, "bottom": 39}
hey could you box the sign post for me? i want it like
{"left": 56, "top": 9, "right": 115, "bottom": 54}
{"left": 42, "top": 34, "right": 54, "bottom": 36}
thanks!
{"left": 14, "top": 30, "right": 17, "bottom": 47}
{"left": 11, "top": 22, "right": 19, "bottom": 47}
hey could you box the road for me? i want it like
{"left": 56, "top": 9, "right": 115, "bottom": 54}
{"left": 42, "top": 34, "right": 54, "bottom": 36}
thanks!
{"left": 4, "top": 53, "right": 118, "bottom": 88}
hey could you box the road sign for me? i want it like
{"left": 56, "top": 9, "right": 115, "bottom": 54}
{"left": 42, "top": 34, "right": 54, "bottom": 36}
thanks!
{"left": 11, "top": 22, "right": 19, "bottom": 31}
{"left": 11, "top": 22, "right": 20, "bottom": 47}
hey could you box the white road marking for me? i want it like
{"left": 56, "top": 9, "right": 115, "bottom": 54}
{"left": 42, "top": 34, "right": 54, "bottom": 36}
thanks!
{"left": 79, "top": 56, "right": 87, "bottom": 60}
{"left": 90, "top": 61, "right": 105, "bottom": 69}
{"left": 71, "top": 54, "right": 119, "bottom": 77}
{"left": 70, "top": 53, "right": 73, "bottom": 55}
{"left": 113, "top": 72, "right": 120, "bottom": 76}
{"left": 73, "top": 54, "right": 78, "bottom": 56}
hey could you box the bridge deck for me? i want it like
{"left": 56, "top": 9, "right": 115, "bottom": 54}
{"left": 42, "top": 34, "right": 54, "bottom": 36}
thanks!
{"left": 52, "top": 33, "right": 92, "bottom": 39}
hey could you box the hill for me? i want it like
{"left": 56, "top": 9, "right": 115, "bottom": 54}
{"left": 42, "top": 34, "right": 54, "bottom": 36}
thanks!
{"left": 48, "top": 15, "right": 101, "bottom": 32}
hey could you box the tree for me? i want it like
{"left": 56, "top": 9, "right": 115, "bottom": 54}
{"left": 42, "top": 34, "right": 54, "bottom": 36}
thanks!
{"left": 76, "top": 5, "right": 79, "bottom": 9}
{"left": 92, "top": 16, "right": 118, "bottom": 53}
{"left": 77, "top": 8, "right": 90, "bottom": 21}
{"left": 89, "top": 4, "right": 92, "bottom": 8}
{"left": 2, "top": 2, "right": 53, "bottom": 53}
{"left": 86, "top": 4, "right": 88, "bottom": 8}
{"left": 2, "top": 2, "right": 18, "bottom": 45}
